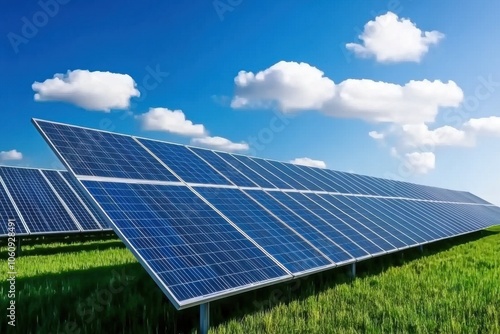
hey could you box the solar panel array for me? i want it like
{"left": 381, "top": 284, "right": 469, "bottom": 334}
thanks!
{"left": 0, "top": 166, "right": 110, "bottom": 237}
{"left": 33, "top": 119, "right": 500, "bottom": 310}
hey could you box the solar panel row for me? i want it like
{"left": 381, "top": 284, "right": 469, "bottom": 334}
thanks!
{"left": 0, "top": 166, "right": 109, "bottom": 236}
{"left": 33, "top": 120, "right": 490, "bottom": 205}
{"left": 33, "top": 119, "right": 500, "bottom": 310}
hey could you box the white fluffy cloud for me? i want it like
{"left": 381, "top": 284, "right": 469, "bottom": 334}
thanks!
{"left": 368, "top": 131, "right": 385, "bottom": 140}
{"left": 231, "top": 61, "right": 335, "bottom": 111}
{"left": 32, "top": 70, "right": 140, "bottom": 111}
{"left": 191, "top": 136, "right": 249, "bottom": 152}
{"left": 346, "top": 12, "right": 444, "bottom": 63}
{"left": 401, "top": 123, "right": 472, "bottom": 147}
{"left": 289, "top": 157, "right": 327, "bottom": 168}
{"left": 231, "top": 61, "right": 463, "bottom": 124}
{"left": 137, "top": 108, "right": 206, "bottom": 137}
{"left": 0, "top": 149, "right": 23, "bottom": 161}
{"left": 404, "top": 151, "right": 435, "bottom": 174}
{"left": 464, "top": 116, "right": 500, "bottom": 136}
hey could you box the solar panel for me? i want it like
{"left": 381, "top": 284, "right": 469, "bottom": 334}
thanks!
{"left": 0, "top": 176, "right": 28, "bottom": 235}
{"left": 82, "top": 181, "right": 290, "bottom": 307}
{"left": 137, "top": 139, "right": 232, "bottom": 185}
{"left": 32, "top": 118, "right": 500, "bottom": 311}
{"left": 213, "top": 151, "right": 276, "bottom": 188}
{"left": 59, "top": 171, "right": 110, "bottom": 228}
{"left": 188, "top": 147, "right": 258, "bottom": 187}
{"left": 194, "top": 187, "right": 333, "bottom": 274}
{"left": 42, "top": 170, "right": 103, "bottom": 231}
{"left": 32, "top": 119, "right": 180, "bottom": 181}
{"left": 243, "top": 189, "right": 353, "bottom": 264}
{"left": 0, "top": 166, "right": 80, "bottom": 234}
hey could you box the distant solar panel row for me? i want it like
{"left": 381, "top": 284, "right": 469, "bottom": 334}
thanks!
{"left": 0, "top": 166, "right": 110, "bottom": 236}
{"left": 33, "top": 119, "right": 500, "bottom": 310}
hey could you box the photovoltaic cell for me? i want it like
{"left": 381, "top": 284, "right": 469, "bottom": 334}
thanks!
{"left": 42, "top": 170, "right": 102, "bottom": 231}
{"left": 0, "top": 177, "right": 27, "bottom": 235}
{"left": 83, "top": 181, "right": 289, "bottom": 306}
{"left": 33, "top": 120, "right": 179, "bottom": 181}
{"left": 231, "top": 155, "right": 292, "bottom": 189}
{"left": 195, "top": 187, "right": 332, "bottom": 274}
{"left": 249, "top": 158, "right": 308, "bottom": 190}
{"left": 188, "top": 147, "right": 258, "bottom": 187}
{"left": 213, "top": 151, "right": 276, "bottom": 188}
{"left": 266, "top": 191, "right": 370, "bottom": 259}
{"left": 138, "top": 139, "right": 232, "bottom": 185}
{"left": 0, "top": 167, "right": 79, "bottom": 234}
{"left": 309, "top": 194, "right": 400, "bottom": 251}
{"left": 243, "top": 189, "right": 353, "bottom": 264}
{"left": 284, "top": 192, "right": 385, "bottom": 256}
{"left": 60, "top": 171, "right": 110, "bottom": 228}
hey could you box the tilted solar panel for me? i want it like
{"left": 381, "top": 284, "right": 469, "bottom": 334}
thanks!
{"left": 0, "top": 176, "right": 28, "bottom": 235}
{"left": 137, "top": 138, "right": 232, "bottom": 185}
{"left": 82, "top": 181, "right": 290, "bottom": 307}
{"left": 34, "top": 120, "right": 179, "bottom": 181}
{"left": 59, "top": 171, "right": 110, "bottom": 228}
{"left": 32, "top": 118, "right": 500, "bottom": 310}
{"left": 0, "top": 166, "right": 80, "bottom": 234}
{"left": 42, "top": 170, "right": 103, "bottom": 231}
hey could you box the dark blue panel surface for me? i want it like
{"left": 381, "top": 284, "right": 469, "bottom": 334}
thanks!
{"left": 213, "top": 152, "right": 276, "bottom": 188}
{"left": 334, "top": 196, "right": 418, "bottom": 247}
{"left": 285, "top": 164, "right": 339, "bottom": 192}
{"left": 189, "top": 148, "right": 258, "bottom": 187}
{"left": 266, "top": 191, "right": 370, "bottom": 259}
{"left": 0, "top": 167, "right": 79, "bottom": 234}
{"left": 286, "top": 192, "right": 384, "bottom": 255}
{"left": 138, "top": 139, "right": 232, "bottom": 185}
{"left": 351, "top": 197, "right": 430, "bottom": 243}
{"left": 249, "top": 158, "right": 308, "bottom": 190}
{"left": 195, "top": 187, "right": 332, "bottom": 273}
{"left": 0, "top": 177, "right": 27, "bottom": 235}
{"left": 84, "top": 181, "right": 288, "bottom": 305}
{"left": 278, "top": 162, "right": 330, "bottom": 191}
{"left": 60, "top": 172, "right": 109, "bottom": 228}
{"left": 232, "top": 155, "right": 292, "bottom": 189}
{"left": 34, "top": 120, "right": 179, "bottom": 181}
{"left": 313, "top": 194, "right": 403, "bottom": 250}
{"left": 244, "top": 189, "right": 353, "bottom": 264}
{"left": 42, "top": 170, "right": 102, "bottom": 231}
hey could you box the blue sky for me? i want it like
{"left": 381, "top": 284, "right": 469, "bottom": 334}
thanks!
{"left": 1, "top": 0, "right": 499, "bottom": 204}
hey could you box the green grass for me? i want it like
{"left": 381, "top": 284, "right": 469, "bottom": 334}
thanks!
{"left": 1, "top": 227, "right": 499, "bottom": 333}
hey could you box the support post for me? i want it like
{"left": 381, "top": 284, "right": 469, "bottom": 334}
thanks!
{"left": 200, "top": 302, "right": 210, "bottom": 334}
{"left": 419, "top": 245, "right": 423, "bottom": 254}
{"left": 350, "top": 262, "right": 356, "bottom": 279}
{"left": 16, "top": 237, "right": 21, "bottom": 256}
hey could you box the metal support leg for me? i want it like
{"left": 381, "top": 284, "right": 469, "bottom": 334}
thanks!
{"left": 419, "top": 245, "right": 423, "bottom": 253}
{"left": 350, "top": 263, "right": 356, "bottom": 279}
{"left": 16, "top": 237, "right": 21, "bottom": 256}
{"left": 200, "top": 302, "right": 210, "bottom": 334}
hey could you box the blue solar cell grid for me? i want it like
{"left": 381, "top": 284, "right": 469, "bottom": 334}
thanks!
{"left": 0, "top": 167, "right": 79, "bottom": 234}
{"left": 83, "top": 181, "right": 289, "bottom": 305}
{"left": 194, "top": 187, "right": 332, "bottom": 274}
{"left": 42, "top": 170, "right": 102, "bottom": 231}
{"left": 137, "top": 139, "right": 232, "bottom": 185}
{"left": 243, "top": 189, "right": 352, "bottom": 264}
{"left": 284, "top": 192, "right": 385, "bottom": 257}
{"left": 33, "top": 120, "right": 179, "bottom": 181}
{"left": 0, "top": 177, "right": 27, "bottom": 235}
{"left": 213, "top": 152, "right": 276, "bottom": 188}
{"left": 60, "top": 171, "right": 110, "bottom": 229}
{"left": 188, "top": 147, "right": 258, "bottom": 187}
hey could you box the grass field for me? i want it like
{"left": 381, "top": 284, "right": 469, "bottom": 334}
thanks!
{"left": 1, "top": 226, "right": 499, "bottom": 333}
